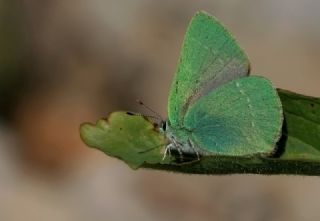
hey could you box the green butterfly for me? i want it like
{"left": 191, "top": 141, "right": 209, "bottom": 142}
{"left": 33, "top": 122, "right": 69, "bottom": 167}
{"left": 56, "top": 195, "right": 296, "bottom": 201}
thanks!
{"left": 80, "top": 11, "right": 283, "bottom": 169}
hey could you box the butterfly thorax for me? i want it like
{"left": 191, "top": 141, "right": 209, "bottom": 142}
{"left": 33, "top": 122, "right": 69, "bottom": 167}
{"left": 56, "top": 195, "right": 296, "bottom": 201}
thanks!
{"left": 160, "top": 121, "right": 201, "bottom": 163}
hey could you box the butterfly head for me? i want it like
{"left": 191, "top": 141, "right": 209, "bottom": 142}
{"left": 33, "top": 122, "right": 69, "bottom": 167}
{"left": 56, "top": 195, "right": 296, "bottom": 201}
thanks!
{"left": 159, "top": 120, "right": 168, "bottom": 133}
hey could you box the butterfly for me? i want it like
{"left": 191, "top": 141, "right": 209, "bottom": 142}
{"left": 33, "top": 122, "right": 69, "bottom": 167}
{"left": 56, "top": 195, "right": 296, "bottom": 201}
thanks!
{"left": 80, "top": 11, "right": 283, "bottom": 169}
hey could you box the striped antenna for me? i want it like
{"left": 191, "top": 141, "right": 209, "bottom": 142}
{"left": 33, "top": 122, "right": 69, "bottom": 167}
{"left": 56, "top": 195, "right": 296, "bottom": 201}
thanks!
{"left": 136, "top": 99, "right": 164, "bottom": 122}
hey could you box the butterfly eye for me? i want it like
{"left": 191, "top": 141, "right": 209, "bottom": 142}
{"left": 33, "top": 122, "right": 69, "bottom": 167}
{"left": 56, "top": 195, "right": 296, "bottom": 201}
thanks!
{"left": 162, "top": 121, "right": 167, "bottom": 131}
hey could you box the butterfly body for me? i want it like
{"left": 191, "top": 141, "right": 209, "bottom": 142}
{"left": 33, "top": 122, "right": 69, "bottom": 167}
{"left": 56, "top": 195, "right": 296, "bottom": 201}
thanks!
{"left": 163, "top": 11, "right": 282, "bottom": 162}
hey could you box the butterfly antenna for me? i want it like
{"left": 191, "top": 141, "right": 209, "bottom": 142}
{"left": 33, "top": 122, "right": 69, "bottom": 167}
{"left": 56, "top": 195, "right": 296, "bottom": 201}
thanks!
{"left": 136, "top": 99, "right": 164, "bottom": 122}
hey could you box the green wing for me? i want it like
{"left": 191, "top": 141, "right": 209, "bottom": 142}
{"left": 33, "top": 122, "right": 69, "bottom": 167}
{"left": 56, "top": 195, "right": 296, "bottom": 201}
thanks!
{"left": 80, "top": 112, "right": 170, "bottom": 169}
{"left": 168, "top": 11, "right": 250, "bottom": 127}
{"left": 184, "top": 76, "right": 283, "bottom": 156}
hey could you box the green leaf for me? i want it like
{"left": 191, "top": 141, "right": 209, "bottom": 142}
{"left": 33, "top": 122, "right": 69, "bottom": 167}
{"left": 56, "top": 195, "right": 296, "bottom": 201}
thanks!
{"left": 277, "top": 89, "right": 320, "bottom": 161}
{"left": 80, "top": 112, "right": 171, "bottom": 169}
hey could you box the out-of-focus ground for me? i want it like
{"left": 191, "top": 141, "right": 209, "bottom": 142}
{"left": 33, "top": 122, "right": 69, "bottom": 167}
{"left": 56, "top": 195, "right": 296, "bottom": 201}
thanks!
{"left": 1, "top": 1, "right": 320, "bottom": 220}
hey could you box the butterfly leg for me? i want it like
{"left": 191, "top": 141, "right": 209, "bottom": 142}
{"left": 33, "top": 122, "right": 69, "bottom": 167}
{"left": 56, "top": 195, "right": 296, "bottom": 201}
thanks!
{"left": 162, "top": 146, "right": 169, "bottom": 160}
{"left": 162, "top": 143, "right": 173, "bottom": 160}
{"left": 163, "top": 140, "right": 184, "bottom": 162}
{"left": 173, "top": 139, "right": 201, "bottom": 164}
{"left": 175, "top": 143, "right": 184, "bottom": 162}
{"left": 188, "top": 139, "right": 200, "bottom": 160}
{"left": 163, "top": 140, "right": 200, "bottom": 164}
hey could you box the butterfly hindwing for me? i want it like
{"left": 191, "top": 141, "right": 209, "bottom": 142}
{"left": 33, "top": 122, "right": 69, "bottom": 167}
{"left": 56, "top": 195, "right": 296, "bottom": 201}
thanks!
{"left": 184, "top": 76, "right": 283, "bottom": 156}
{"left": 168, "top": 11, "right": 250, "bottom": 127}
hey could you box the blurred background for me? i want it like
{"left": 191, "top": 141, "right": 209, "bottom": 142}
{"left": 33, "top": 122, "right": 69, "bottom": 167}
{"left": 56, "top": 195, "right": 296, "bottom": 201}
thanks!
{"left": 1, "top": 0, "right": 320, "bottom": 220}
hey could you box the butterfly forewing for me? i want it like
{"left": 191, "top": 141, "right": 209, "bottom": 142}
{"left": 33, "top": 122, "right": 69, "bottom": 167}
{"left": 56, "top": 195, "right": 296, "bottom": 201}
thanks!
{"left": 168, "top": 11, "right": 250, "bottom": 127}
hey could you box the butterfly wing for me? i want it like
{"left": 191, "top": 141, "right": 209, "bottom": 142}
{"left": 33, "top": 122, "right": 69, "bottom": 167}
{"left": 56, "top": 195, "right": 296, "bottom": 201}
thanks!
{"left": 168, "top": 11, "right": 250, "bottom": 127}
{"left": 184, "top": 76, "right": 283, "bottom": 156}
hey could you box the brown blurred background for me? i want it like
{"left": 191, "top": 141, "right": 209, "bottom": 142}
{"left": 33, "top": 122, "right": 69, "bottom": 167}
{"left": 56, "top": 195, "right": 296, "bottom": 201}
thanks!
{"left": 1, "top": 0, "right": 320, "bottom": 220}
